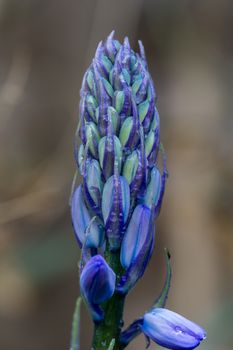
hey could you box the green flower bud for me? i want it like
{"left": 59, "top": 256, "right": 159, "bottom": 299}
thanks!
{"left": 85, "top": 122, "right": 100, "bottom": 158}
{"left": 123, "top": 151, "right": 139, "bottom": 184}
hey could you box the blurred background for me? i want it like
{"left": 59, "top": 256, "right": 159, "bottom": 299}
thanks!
{"left": 0, "top": 0, "right": 233, "bottom": 349}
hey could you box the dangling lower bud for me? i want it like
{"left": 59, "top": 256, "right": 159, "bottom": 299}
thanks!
{"left": 83, "top": 159, "right": 103, "bottom": 215}
{"left": 98, "top": 135, "right": 122, "bottom": 180}
{"left": 80, "top": 255, "right": 116, "bottom": 322}
{"left": 141, "top": 308, "right": 206, "bottom": 350}
{"left": 71, "top": 186, "right": 103, "bottom": 248}
{"left": 85, "top": 122, "right": 100, "bottom": 158}
{"left": 102, "top": 172, "right": 130, "bottom": 250}
{"left": 144, "top": 166, "right": 162, "bottom": 211}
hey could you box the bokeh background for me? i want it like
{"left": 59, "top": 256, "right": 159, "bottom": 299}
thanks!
{"left": 0, "top": 1, "right": 233, "bottom": 349}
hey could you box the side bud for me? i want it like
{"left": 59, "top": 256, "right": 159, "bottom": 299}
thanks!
{"left": 120, "top": 204, "right": 151, "bottom": 268}
{"left": 117, "top": 205, "right": 154, "bottom": 293}
{"left": 80, "top": 255, "right": 116, "bottom": 322}
{"left": 144, "top": 166, "right": 162, "bottom": 211}
{"left": 141, "top": 308, "right": 206, "bottom": 350}
{"left": 98, "top": 135, "right": 122, "bottom": 180}
{"left": 102, "top": 173, "right": 130, "bottom": 249}
{"left": 83, "top": 159, "right": 103, "bottom": 215}
{"left": 71, "top": 186, "right": 103, "bottom": 248}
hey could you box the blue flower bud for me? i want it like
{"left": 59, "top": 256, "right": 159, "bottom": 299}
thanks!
{"left": 80, "top": 255, "right": 116, "bottom": 321}
{"left": 117, "top": 206, "right": 155, "bottom": 293}
{"left": 83, "top": 158, "right": 103, "bottom": 215}
{"left": 120, "top": 205, "right": 151, "bottom": 268}
{"left": 102, "top": 173, "right": 130, "bottom": 250}
{"left": 141, "top": 308, "right": 206, "bottom": 350}
{"left": 71, "top": 186, "right": 103, "bottom": 248}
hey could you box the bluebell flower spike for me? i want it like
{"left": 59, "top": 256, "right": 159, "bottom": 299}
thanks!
{"left": 70, "top": 32, "right": 206, "bottom": 350}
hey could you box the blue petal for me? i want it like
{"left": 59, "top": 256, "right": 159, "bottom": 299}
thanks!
{"left": 71, "top": 185, "right": 90, "bottom": 247}
{"left": 141, "top": 308, "right": 206, "bottom": 350}
{"left": 120, "top": 205, "right": 151, "bottom": 268}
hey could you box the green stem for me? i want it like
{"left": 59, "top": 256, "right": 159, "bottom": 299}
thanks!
{"left": 92, "top": 247, "right": 126, "bottom": 350}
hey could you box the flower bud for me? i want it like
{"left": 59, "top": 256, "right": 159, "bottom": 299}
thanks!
{"left": 98, "top": 135, "right": 122, "bottom": 180}
{"left": 71, "top": 186, "right": 103, "bottom": 248}
{"left": 120, "top": 205, "right": 151, "bottom": 268}
{"left": 107, "top": 106, "right": 120, "bottom": 134}
{"left": 122, "top": 150, "right": 139, "bottom": 185}
{"left": 85, "top": 122, "right": 100, "bottom": 158}
{"left": 144, "top": 166, "right": 162, "bottom": 211}
{"left": 102, "top": 173, "right": 130, "bottom": 250}
{"left": 141, "top": 308, "right": 206, "bottom": 350}
{"left": 119, "top": 116, "right": 139, "bottom": 150}
{"left": 114, "top": 90, "right": 125, "bottom": 114}
{"left": 83, "top": 159, "right": 103, "bottom": 215}
{"left": 117, "top": 205, "right": 154, "bottom": 293}
{"left": 145, "top": 127, "right": 160, "bottom": 166}
{"left": 85, "top": 94, "right": 98, "bottom": 122}
{"left": 80, "top": 255, "right": 116, "bottom": 321}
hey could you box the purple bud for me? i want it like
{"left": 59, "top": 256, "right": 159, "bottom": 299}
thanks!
{"left": 141, "top": 308, "right": 206, "bottom": 350}
{"left": 80, "top": 255, "right": 116, "bottom": 321}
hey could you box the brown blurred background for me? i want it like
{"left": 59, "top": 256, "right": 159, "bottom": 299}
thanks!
{"left": 0, "top": 1, "right": 233, "bottom": 349}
